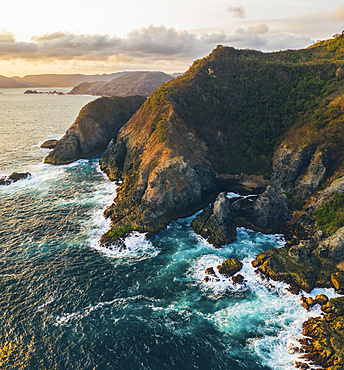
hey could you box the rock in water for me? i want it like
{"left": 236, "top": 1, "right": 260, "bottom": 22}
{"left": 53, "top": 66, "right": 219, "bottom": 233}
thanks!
{"left": 45, "top": 95, "right": 146, "bottom": 165}
{"left": 191, "top": 192, "right": 237, "bottom": 247}
{"left": 41, "top": 139, "right": 58, "bottom": 149}
{"left": 0, "top": 172, "right": 31, "bottom": 186}
{"left": 217, "top": 258, "right": 243, "bottom": 278}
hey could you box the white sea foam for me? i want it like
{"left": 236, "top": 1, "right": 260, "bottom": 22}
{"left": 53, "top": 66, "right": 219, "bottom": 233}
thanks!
{"left": 54, "top": 295, "right": 159, "bottom": 326}
{"left": 186, "top": 231, "right": 327, "bottom": 370}
{"left": 37, "top": 297, "right": 55, "bottom": 312}
{"left": 95, "top": 232, "right": 160, "bottom": 261}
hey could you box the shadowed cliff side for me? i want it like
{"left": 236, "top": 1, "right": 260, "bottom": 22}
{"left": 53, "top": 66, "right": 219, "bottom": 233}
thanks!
{"left": 45, "top": 95, "right": 146, "bottom": 165}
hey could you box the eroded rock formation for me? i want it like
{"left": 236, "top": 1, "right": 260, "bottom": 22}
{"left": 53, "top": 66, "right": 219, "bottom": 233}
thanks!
{"left": 45, "top": 95, "right": 146, "bottom": 165}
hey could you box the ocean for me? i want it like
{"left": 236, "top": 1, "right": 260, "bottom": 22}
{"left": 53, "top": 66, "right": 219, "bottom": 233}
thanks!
{"left": 0, "top": 88, "right": 334, "bottom": 369}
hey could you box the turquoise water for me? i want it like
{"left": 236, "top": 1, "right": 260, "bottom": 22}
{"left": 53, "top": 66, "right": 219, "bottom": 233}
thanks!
{"left": 0, "top": 89, "right": 332, "bottom": 369}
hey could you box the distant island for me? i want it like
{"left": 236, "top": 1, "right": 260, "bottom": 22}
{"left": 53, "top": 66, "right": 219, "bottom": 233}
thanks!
{"left": 24, "top": 90, "right": 66, "bottom": 95}
{"left": 0, "top": 71, "right": 183, "bottom": 90}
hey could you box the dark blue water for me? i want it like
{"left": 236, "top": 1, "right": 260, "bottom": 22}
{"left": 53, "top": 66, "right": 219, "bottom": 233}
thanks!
{"left": 0, "top": 89, "right": 330, "bottom": 369}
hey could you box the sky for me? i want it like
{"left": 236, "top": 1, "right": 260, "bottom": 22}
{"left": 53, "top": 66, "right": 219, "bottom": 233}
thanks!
{"left": 0, "top": 1, "right": 344, "bottom": 76}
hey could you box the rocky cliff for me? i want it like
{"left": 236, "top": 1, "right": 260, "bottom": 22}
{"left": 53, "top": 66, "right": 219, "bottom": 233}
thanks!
{"left": 45, "top": 95, "right": 146, "bottom": 165}
{"left": 46, "top": 32, "right": 344, "bottom": 368}
{"left": 69, "top": 72, "right": 174, "bottom": 97}
{"left": 99, "top": 34, "right": 344, "bottom": 247}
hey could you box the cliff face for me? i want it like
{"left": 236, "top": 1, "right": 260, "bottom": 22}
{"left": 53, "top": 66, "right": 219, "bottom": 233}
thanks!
{"left": 45, "top": 95, "right": 146, "bottom": 165}
{"left": 99, "top": 34, "right": 344, "bottom": 246}
{"left": 99, "top": 95, "right": 217, "bottom": 245}
{"left": 69, "top": 72, "right": 174, "bottom": 97}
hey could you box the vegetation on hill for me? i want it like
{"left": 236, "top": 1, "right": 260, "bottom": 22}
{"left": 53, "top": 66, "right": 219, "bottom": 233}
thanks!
{"left": 99, "top": 32, "right": 344, "bottom": 247}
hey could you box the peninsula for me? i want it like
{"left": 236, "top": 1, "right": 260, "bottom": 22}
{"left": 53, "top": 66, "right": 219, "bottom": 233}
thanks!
{"left": 46, "top": 32, "right": 344, "bottom": 368}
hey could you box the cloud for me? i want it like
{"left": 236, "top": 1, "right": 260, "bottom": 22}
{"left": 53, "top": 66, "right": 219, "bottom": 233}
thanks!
{"left": 247, "top": 24, "right": 269, "bottom": 35}
{"left": 333, "top": 6, "right": 344, "bottom": 21}
{"left": 0, "top": 23, "right": 322, "bottom": 66}
{"left": 228, "top": 6, "right": 246, "bottom": 19}
{"left": 0, "top": 31, "right": 16, "bottom": 43}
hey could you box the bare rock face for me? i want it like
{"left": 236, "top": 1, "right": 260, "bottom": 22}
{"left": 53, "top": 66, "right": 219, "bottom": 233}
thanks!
{"left": 271, "top": 144, "right": 326, "bottom": 201}
{"left": 315, "top": 227, "right": 344, "bottom": 260}
{"left": 294, "top": 151, "right": 326, "bottom": 201}
{"left": 45, "top": 95, "right": 146, "bottom": 165}
{"left": 271, "top": 144, "right": 312, "bottom": 194}
{"left": 40, "top": 139, "right": 58, "bottom": 149}
{"left": 288, "top": 240, "right": 312, "bottom": 263}
{"left": 252, "top": 185, "right": 289, "bottom": 231}
{"left": 191, "top": 192, "right": 237, "bottom": 247}
{"left": 310, "top": 176, "right": 344, "bottom": 212}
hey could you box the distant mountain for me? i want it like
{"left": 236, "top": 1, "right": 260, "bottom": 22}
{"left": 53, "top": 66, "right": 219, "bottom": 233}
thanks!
{"left": 0, "top": 75, "right": 39, "bottom": 88}
{"left": 13, "top": 73, "right": 126, "bottom": 87}
{"left": 69, "top": 72, "right": 174, "bottom": 97}
{"left": 170, "top": 73, "right": 183, "bottom": 78}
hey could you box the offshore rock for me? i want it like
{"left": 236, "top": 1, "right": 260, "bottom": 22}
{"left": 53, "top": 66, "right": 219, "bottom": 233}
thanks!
{"left": 232, "top": 274, "right": 244, "bottom": 284}
{"left": 45, "top": 95, "right": 146, "bottom": 165}
{"left": 0, "top": 172, "right": 31, "bottom": 186}
{"left": 217, "top": 258, "right": 243, "bottom": 278}
{"left": 191, "top": 192, "right": 237, "bottom": 247}
{"left": 204, "top": 267, "right": 220, "bottom": 282}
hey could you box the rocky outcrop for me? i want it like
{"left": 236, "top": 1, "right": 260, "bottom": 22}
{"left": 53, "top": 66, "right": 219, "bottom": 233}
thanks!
{"left": 204, "top": 258, "right": 243, "bottom": 282}
{"left": 41, "top": 139, "right": 58, "bottom": 149}
{"left": 45, "top": 95, "right": 146, "bottom": 165}
{"left": 271, "top": 144, "right": 312, "bottom": 195}
{"left": 315, "top": 227, "right": 344, "bottom": 260}
{"left": 310, "top": 176, "right": 344, "bottom": 212}
{"left": 294, "top": 151, "right": 326, "bottom": 201}
{"left": 69, "top": 72, "right": 174, "bottom": 97}
{"left": 299, "top": 296, "right": 344, "bottom": 369}
{"left": 271, "top": 144, "right": 327, "bottom": 202}
{"left": 252, "top": 185, "right": 289, "bottom": 231}
{"left": 191, "top": 192, "right": 237, "bottom": 247}
{"left": 0, "top": 172, "right": 31, "bottom": 185}
{"left": 217, "top": 258, "right": 243, "bottom": 278}
{"left": 191, "top": 186, "right": 289, "bottom": 247}
{"left": 251, "top": 225, "right": 344, "bottom": 293}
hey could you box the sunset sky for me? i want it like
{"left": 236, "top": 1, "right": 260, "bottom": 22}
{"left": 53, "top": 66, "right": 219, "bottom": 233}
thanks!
{"left": 1, "top": 1, "right": 344, "bottom": 76}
